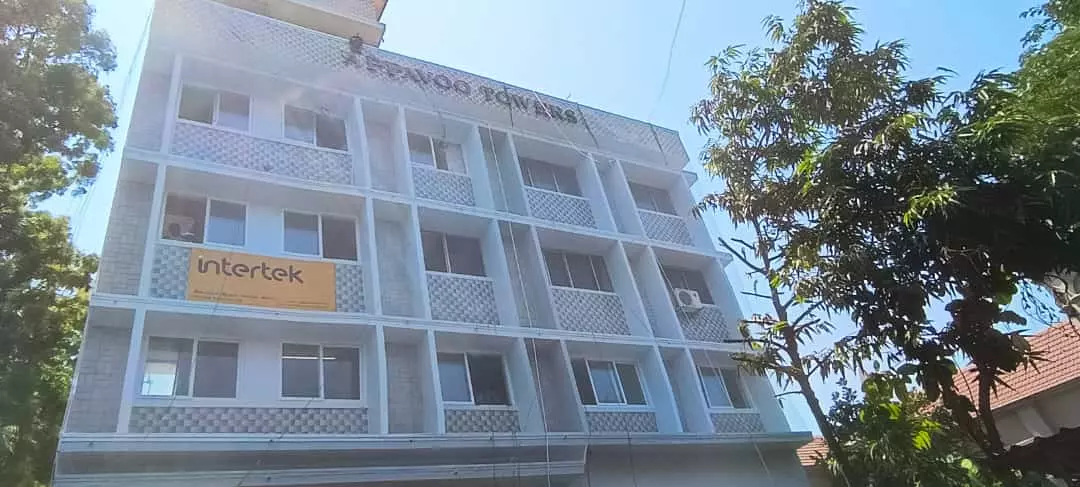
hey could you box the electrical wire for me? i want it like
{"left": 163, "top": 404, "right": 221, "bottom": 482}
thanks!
{"left": 648, "top": 0, "right": 688, "bottom": 120}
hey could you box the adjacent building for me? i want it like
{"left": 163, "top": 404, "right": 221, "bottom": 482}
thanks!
{"left": 56, "top": 0, "right": 813, "bottom": 485}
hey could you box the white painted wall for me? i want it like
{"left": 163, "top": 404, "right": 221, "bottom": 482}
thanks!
{"left": 581, "top": 448, "right": 809, "bottom": 487}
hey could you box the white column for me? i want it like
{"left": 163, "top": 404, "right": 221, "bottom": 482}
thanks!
{"left": 482, "top": 220, "right": 520, "bottom": 327}
{"left": 611, "top": 161, "right": 646, "bottom": 236}
{"left": 508, "top": 338, "right": 544, "bottom": 433}
{"left": 577, "top": 154, "right": 618, "bottom": 231}
{"left": 557, "top": 340, "right": 589, "bottom": 431}
{"left": 392, "top": 106, "right": 415, "bottom": 197}
{"left": 362, "top": 202, "right": 382, "bottom": 314}
{"left": 608, "top": 242, "right": 653, "bottom": 337}
{"left": 421, "top": 330, "right": 445, "bottom": 433}
{"left": 160, "top": 53, "right": 184, "bottom": 154}
{"left": 463, "top": 125, "right": 496, "bottom": 209}
{"left": 643, "top": 346, "right": 683, "bottom": 433}
{"left": 115, "top": 308, "right": 147, "bottom": 433}
{"left": 668, "top": 173, "right": 713, "bottom": 249}
{"left": 406, "top": 205, "right": 432, "bottom": 319}
{"left": 349, "top": 96, "right": 371, "bottom": 188}
{"left": 372, "top": 325, "right": 389, "bottom": 434}
{"left": 671, "top": 347, "right": 712, "bottom": 433}
{"left": 137, "top": 163, "right": 167, "bottom": 297}
{"left": 637, "top": 246, "right": 685, "bottom": 340}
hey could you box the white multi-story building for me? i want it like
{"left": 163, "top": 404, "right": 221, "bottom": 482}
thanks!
{"left": 56, "top": 1, "right": 812, "bottom": 486}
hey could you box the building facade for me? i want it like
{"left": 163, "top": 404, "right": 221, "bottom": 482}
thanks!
{"left": 55, "top": 0, "right": 812, "bottom": 485}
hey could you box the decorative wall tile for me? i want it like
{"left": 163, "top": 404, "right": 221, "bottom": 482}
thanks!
{"left": 412, "top": 165, "right": 475, "bottom": 206}
{"left": 150, "top": 244, "right": 190, "bottom": 299}
{"left": 678, "top": 305, "right": 730, "bottom": 343}
{"left": 444, "top": 408, "right": 520, "bottom": 433}
{"left": 584, "top": 411, "right": 658, "bottom": 433}
{"left": 551, "top": 288, "right": 631, "bottom": 335}
{"left": 129, "top": 406, "right": 368, "bottom": 434}
{"left": 170, "top": 122, "right": 353, "bottom": 185}
{"left": 525, "top": 188, "right": 596, "bottom": 228}
{"left": 427, "top": 273, "right": 499, "bottom": 325}
{"left": 710, "top": 412, "right": 765, "bottom": 433}
{"left": 301, "top": 0, "right": 378, "bottom": 20}
{"left": 335, "top": 263, "right": 365, "bottom": 312}
{"left": 639, "top": 210, "right": 693, "bottom": 246}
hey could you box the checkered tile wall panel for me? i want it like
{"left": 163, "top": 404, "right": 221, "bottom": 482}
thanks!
{"left": 710, "top": 412, "right": 765, "bottom": 433}
{"left": 170, "top": 122, "right": 353, "bottom": 185}
{"left": 525, "top": 188, "right": 596, "bottom": 228}
{"left": 335, "top": 263, "right": 365, "bottom": 312}
{"left": 412, "top": 165, "right": 475, "bottom": 206}
{"left": 551, "top": 288, "right": 631, "bottom": 335}
{"left": 638, "top": 210, "right": 693, "bottom": 246}
{"left": 129, "top": 406, "right": 368, "bottom": 434}
{"left": 584, "top": 411, "right": 659, "bottom": 433}
{"left": 678, "top": 305, "right": 730, "bottom": 343}
{"left": 427, "top": 273, "right": 500, "bottom": 325}
{"left": 309, "top": 0, "right": 379, "bottom": 20}
{"left": 150, "top": 244, "right": 190, "bottom": 299}
{"left": 155, "top": 0, "right": 690, "bottom": 168}
{"left": 444, "top": 408, "right": 521, "bottom": 433}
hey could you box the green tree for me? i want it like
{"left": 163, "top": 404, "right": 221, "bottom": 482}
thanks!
{"left": 0, "top": 0, "right": 116, "bottom": 484}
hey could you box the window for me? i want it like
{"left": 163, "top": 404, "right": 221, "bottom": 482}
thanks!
{"left": 281, "top": 343, "right": 361, "bottom": 399}
{"left": 284, "top": 105, "right": 348, "bottom": 150}
{"left": 438, "top": 353, "right": 511, "bottom": 405}
{"left": 408, "top": 133, "right": 466, "bottom": 173}
{"left": 421, "top": 231, "right": 485, "bottom": 276}
{"left": 571, "top": 359, "right": 647, "bottom": 406}
{"left": 520, "top": 157, "right": 581, "bottom": 196}
{"left": 699, "top": 366, "right": 750, "bottom": 409}
{"left": 161, "top": 194, "right": 246, "bottom": 246}
{"left": 140, "top": 337, "right": 237, "bottom": 398}
{"left": 662, "top": 266, "right": 714, "bottom": 305}
{"left": 178, "top": 85, "right": 250, "bottom": 130}
{"left": 543, "top": 250, "right": 612, "bottom": 292}
{"left": 629, "top": 183, "right": 675, "bottom": 214}
{"left": 282, "top": 211, "right": 358, "bottom": 260}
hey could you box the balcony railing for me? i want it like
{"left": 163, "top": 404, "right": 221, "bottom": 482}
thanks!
{"left": 524, "top": 187, "right": 596, "bottom": 228}
{"left": 676, "top": 305, "right": 729, "bottom": 343}
{"left": 129, "top": 405, "right": 369, "bottom": 434}
{"left": 710, "top": 411, "right": 765, "bottom": 434}
{"left": 550, "top": 287, "right": 630, "bottom": 335}
{"left": 412, "top": 165, "right": 475, "bottom": 206}
{"left": 426, "top": 272, "right": 499, "bottom": 325}
{"left": 170, "top": 121, "right": 354, "bottom": 186}
{"left": 444, "top": 407, "right": 521, "bottom": 433}
{"left": 638, "top": 209, "right": 693, "bottom": 246}
{"left": 584, "top": 410, "right": 658, "bottom": 433}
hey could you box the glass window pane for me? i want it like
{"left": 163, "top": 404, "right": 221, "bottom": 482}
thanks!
{"left": 282, "top": 343, "right": 321, "bottom": 398}
{"left": 592, "top": 256, "right": 613, "bottom": 292}
{"left": 589, "top": 361, "right": 624, "bottom": 404}
{"left": 683, "top": 270, "right": 714, "bottom": 304}
{"left": 616, "top": 364, "right": 647, "bottom": 405}
{"left": 408, "top": 133, "right": 435, "bottom": 166}
{"left": 468, "top": 354, "right": 510, "bottom": 405}
{"left": 722, "top": 369, "right": 749, "bottom": 408}
{"left": 178, "top": 86, "right": 215, "bottom": 124}
{"left": 655, "top": 191, "right": 676, "bottom": 214}
{"left": 544, "top": 251, "right": 571, "bottom": 287}
{"left": 571, "top": 359, "right": 597, "bottom": 405}
{"left": 436, "top": 142, "right": 466, "bottom": 173}
{"left": 217, "top": 92, "right": 249, "bottom": 130}
{"left": 206, "top": 200, "right": 245, "bottom": 246}
{"left": 321, "top": 216, "right": 357, "bottom": 261}
{"left": 446, "top": 235, "right": 485, "bottom": 277}
{"left": 522, "top": 159, "right": 558, "bottom": 192}
{"left": 142, "top": 337, "right": 192, "bottom": 396}
{"left": 323, "top": 347, "right": 360, "bottom": 400}
{"left": 192, "top": 341, "right": 238, "bottom": 398}
{"left": 284, "top": 212, "right": 320, "bottom": 255}
{"left": 700, "top": 367, "right": 731, "bottom": 408}
{"left": 566, "top": 253, "right": 599, "bottom": 290}
{"left": 316, "top": 114, "right": 348, "bottom": 150}
{"left": 553, "top": 165, "right": 581, "bottom": 196}
{"left": 421, "top": 231, "right": 448, "bottom": 272}
{"left": 629, "top": 183, "right": 655, "bottom": 211}
{"left": 162, "top": 194, "right": 206, "bottom": 243}
{"left": 284, "top": 105, "right": 316, "bottom": 143}
{"left": 437, "top": 353, "right": 471, "bottom": 402}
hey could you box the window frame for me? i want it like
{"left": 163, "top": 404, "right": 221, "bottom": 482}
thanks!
{"left": 280, "top": 209, "right": 359, "bottom": 262}
{"left": 438, "top": 352, "right": 514, "bottom": 407}
{"left": 421, "top": 231, "right": 487, "bottom": 277}
{"left": 408, "top": 132, "right": 467, "bottom": 175}
{"left": 138, "top": 335, "right": 241, "bottom": 399}
{"left": 575, "top": 359, "right": 649, "bottom": 407}
{"left": 279, "top": 342, "right": 363, "bottom": 401}
{"left": 543, "top": 250, "right": 613, "bottom": 292}
{"left": 176, "top": 84, "right": 252, "bottom": 132}
{"left": 281, "top": 104, "right": 349, "bottom": 151}
{"left": 161, "top": 193, "right": 248, "bottom": 248}
{"left": 661, "top": 266, "right": 715, "bottom": 305}
{"left": 629, "top": 182, "right": 675, "bottom": 215}
{"left": 697, "top": 365, "right": 753, "bottom": 410}
{"left": 520, "top": 158, "right": 581, "bottom": 196}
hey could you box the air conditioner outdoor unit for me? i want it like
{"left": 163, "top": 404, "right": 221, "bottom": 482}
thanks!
{"left": 673, "top": 288, "right": 704, "bottom": 312}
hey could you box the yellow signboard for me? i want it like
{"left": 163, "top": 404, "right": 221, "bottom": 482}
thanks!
{"left": 186, "top": 249, "right": 336, "bottom": 311}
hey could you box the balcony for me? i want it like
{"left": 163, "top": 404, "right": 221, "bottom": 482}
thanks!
{"left": 170, "top": 121, "right": 353, "bottom": 186}
{"left": 550, "top": 287, "right": 630, "bottom": 335}
{"left": 677, "top": 305, "right": 730, "bottom": 343}
{"left": 711, "top": 411, "right": 766, "bottom": 434}
{"left": 585, "top": 410, "right": 659, "bottom": 433}
{"left": 128, "top": 406, "right": 369, "bottom": 434}
{"left": 525, "top": 187, "right": 597, "bottom": 228}
{"left": 638, "top": 208, "right": 693, "bottom": 246}
{"left": 412, "top": 165, "right": 476, "bottom": 206}
{"left": 426, "top": 271, "right": 499, "bottom": 325}
{"left": 444, "top": 406, "right": 521, "bottom": 433}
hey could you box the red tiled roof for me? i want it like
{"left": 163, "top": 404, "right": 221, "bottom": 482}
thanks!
{"left": 797, "top": 437, "right": 829, "bottom": 466}
{"left": 954, "top": 323, "right": 1080, "bottom": 410}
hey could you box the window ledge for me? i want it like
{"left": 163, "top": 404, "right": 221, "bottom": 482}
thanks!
{"left": 524, "top": 185, "right": 589, "bottom": 201}
{"left": 412, "top": 163, "right": 468, "bottom": 177}
{"left": 425, "top": 270, "right": 492, "bottom": 282}
{"left": 708, "top": 407, "right": 757, "bottom": 414}
{"left": 443, "top": 404, "right": 516, "bottom": 411}
{"left": 583, "top": 405, "right": 654, "bottom": 413}
{"left": 134, "top": 397, "right": 368, "bottom": 409}
{"left": 550, "top": 285, "right": 618, "bottom": 296}
{"left": 637, "top": 207, "right": 679, "bottom": 218}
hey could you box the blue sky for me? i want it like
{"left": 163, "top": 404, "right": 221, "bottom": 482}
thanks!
{"left": 64, "top": 0, "right": 1045, "bottom": 433}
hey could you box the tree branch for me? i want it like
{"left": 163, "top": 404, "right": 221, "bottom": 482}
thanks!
{"left": 718, "top": 238, "right": 767, "bottom": 275}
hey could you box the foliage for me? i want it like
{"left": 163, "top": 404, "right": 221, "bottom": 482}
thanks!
{"left": 821, "top": 375, "right": 1054, "bottom": 487}
{"left": 0, "top": 0, "right": 115, "bottom": 484}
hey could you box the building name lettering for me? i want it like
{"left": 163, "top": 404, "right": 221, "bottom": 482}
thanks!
{"left": 196, "top": 256, "right": 304, "bottom": 284}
